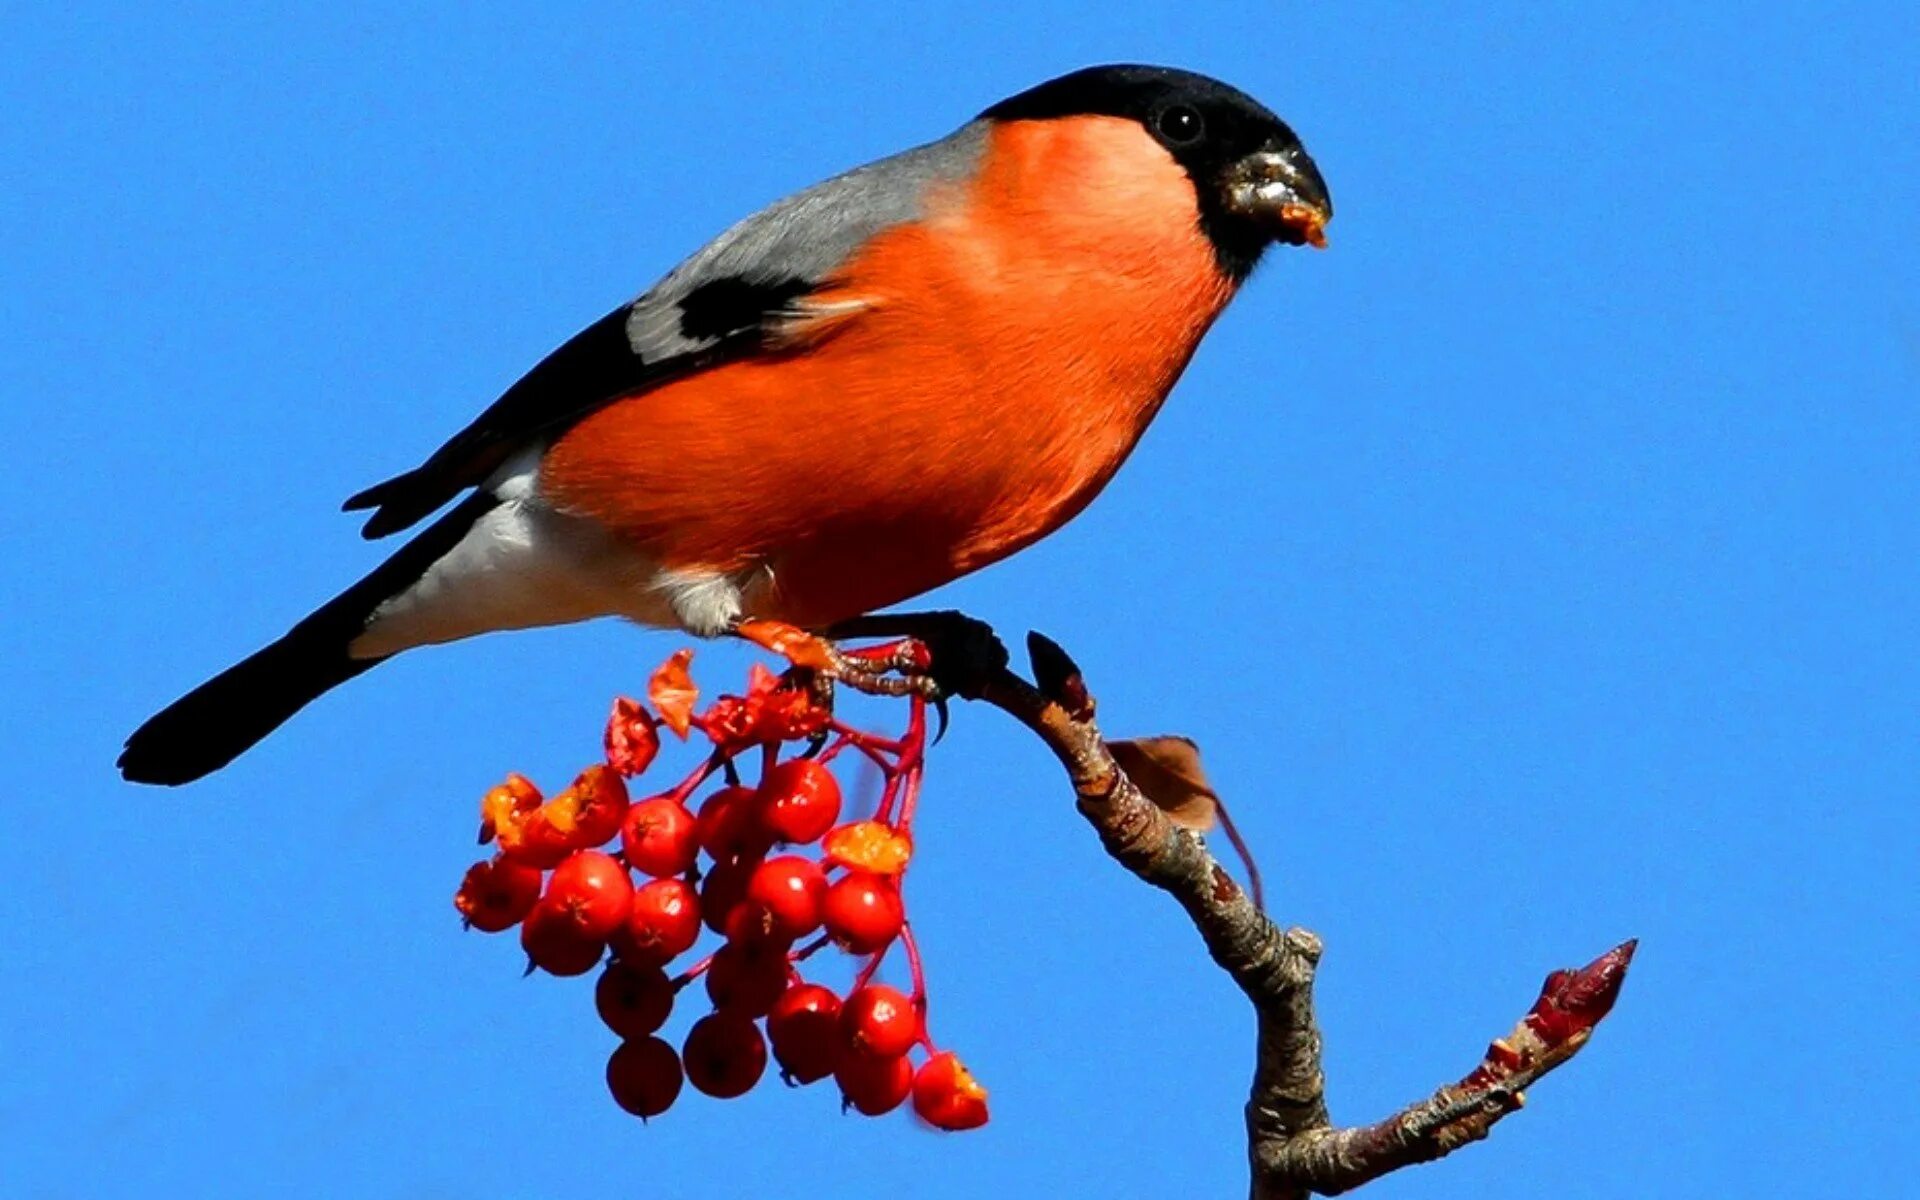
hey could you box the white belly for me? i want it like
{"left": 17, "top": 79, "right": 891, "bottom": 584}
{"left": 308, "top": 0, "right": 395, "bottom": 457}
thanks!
{"left": 349, "top": 455, "right": 761, "bottom": 658}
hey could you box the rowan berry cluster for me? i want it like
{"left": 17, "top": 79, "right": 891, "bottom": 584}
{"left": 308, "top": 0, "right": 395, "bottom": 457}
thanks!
{"left": 452, "top": 646, "right": 988, "bottom": 1131}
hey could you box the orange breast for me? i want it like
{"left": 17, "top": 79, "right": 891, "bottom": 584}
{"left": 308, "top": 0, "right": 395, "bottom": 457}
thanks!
{"left": 540, "top": 117, "right": 1237, "bottom": 627}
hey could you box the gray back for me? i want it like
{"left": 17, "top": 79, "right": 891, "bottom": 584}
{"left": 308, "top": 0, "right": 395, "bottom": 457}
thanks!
{"left": 623, "top": 121, "right": 991, "bottom": 359}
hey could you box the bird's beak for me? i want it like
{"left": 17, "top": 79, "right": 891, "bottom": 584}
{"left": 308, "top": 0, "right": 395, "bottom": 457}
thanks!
{"left": 1223, "top": 145, "right": 1332, "bottom": 249}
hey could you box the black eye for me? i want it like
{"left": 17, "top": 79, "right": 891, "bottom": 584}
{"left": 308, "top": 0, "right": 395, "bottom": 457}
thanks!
{"left": 1156, "top": 105, "right": 1205, "bottom": 145}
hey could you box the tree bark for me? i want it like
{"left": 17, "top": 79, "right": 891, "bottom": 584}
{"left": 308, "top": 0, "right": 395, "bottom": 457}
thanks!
{"left": 966, "top": 630, "right": 1634, "bottom": 1198}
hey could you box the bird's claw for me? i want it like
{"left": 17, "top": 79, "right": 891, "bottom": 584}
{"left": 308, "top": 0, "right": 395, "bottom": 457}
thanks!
{"left": 826, "top": 610, "right": 1008, "bottom": 709}
{"left": 734, "top": 619, "right": 933, "bottom": 708}
{"left": 733, "top": 612, "right": 1006, "bottom": 735}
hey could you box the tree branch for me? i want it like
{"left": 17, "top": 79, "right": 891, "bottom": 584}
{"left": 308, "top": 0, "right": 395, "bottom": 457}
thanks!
{"left": 968, "top": 629, "right": 1634, "bottom": 1199}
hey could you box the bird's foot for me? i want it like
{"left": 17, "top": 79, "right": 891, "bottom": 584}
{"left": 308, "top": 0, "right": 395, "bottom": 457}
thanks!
{"left": 732, "top": 611, "right": 1009, "bottom": 720}
{"left": 825, "top": 611, "right": 1009, "bottom": 703}
{"left": 732, "top": 619, "right": 939, "bottom": 701}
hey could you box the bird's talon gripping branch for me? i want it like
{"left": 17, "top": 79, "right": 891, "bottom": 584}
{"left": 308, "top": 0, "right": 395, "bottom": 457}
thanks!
{"left": 826, "top": 611, "right": 1009, "bottom": 703}
{"left": 733, "top": 619, "right": 945, "bottom": 705}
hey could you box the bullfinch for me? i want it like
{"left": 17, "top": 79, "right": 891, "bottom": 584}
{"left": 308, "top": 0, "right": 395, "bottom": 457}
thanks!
{"left": 120, "top": 63, "right": 1331, "bottom": 785}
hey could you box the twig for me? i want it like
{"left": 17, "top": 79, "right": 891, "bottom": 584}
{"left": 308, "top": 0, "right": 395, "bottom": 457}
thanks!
{"left": 962, "top": 629, "right": 1634, "bottom": 1199}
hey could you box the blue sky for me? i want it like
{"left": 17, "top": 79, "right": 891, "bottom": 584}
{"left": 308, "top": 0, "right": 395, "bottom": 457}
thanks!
{"left": 4, "top": 3, "right": 1915, "bottom": 1196}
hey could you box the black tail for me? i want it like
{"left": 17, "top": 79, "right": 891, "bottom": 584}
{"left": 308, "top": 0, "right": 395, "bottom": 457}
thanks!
{"left": 117, "top": 626, "right": 386, "bottom": 785}
{"left": 119, "top": 492, "right": 500, "bottom": 785}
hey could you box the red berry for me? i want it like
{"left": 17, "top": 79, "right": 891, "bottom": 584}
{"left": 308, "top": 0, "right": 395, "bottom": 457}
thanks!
{"left": 841, "top": 984, "right": 921, "bottom": 1059}
{"left": 621, "top": 796, "right": 700, "bottom": 879}
{"left": 564, "top": 765, "right": 631, "bottom": 848}
{"left": 745, "top": 855, "right": 827, "bottom": 939}
{"left": 912, "top": 1051, "right": 989, "bottom": 1131}
{"left": 614, "top": 877, "right": 701, "bottom": 966}
{"left": 700, "top": 858, "right": 756, "bottom": 936}
{"left": 720, "top": 896, "right": 782, "bottom": 944}
{"left": 835, "top": 1051, "right": 912, "bottom": 1116}
{"left": 822, "top": 871, "right": 904, "bottom": 954}
{"left": 544, "top": 850, "right": 634, "bottom": 941}
{"left": 696, "top": 786, "right": 763, "bottom": 861}
{"left": 595, "top": 961, "right": 674, "bottom": 1039}
{"left": 453, "top": 854, "right": 542, "bottom": 932}
{"left": 704, "top": 939, "right": 792, "bottom": 1017}
{"left": 497, "top": 806, "right": 575, "bottom": 869}
{"left": 520, "top": 903, "right": 604, "bottom": 976}
{"left": 758, "top": 759, "right": 842, "bottom": 844}
{"left": 682, "top": 1013, "right": 767, "bottom": 1099}
{"left": 768, "top": 983, "right": 842, "bottom": 1084}
{"left": 606, "top": 1037, "right": 682, "bottom": 1119}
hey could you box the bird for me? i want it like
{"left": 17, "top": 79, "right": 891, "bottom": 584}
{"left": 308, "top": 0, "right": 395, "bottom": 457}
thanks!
{"left": 118, "top": 63, "right": 1331, "bottom": 786}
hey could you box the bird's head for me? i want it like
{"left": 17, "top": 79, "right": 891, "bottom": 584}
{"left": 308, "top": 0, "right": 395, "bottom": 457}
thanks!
{"left": 980, "top": 64, "right": 1331, "bottom": 281}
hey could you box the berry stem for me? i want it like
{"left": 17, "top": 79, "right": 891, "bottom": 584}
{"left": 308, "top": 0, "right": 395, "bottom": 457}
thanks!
{"left": 789, "top": 933, "right": 832, "bottom": 963}
{"left": 851, "top": 946, "right": 889, "bottom": 992}
{"left": 874, "top": 771, "right": 903, "bottom": 824}
{"left": 901, "top": 920, "right": 928, "bottom": 1009}
{"left": 899, "top": 695, "right": 927, "bottom": 771}
{"left": 816, "top": 734, "right": 852, "bottom": 765}
{"left": 894, "top": 762, "right": 924, "bottom": 832}
{"left": 671, "top": 949, "right": 718, "bottom": 990}
{"left": 851, "top": 738, "right": 902, "bottom": 778}
{"left": 889, "top": 696, "right": 929, "bottom": 831}
{"left": 667, "top": 750, "right": 729, "bottom": 805}
{"left": 829, "top": 720, "right": 907, "bottom": 761}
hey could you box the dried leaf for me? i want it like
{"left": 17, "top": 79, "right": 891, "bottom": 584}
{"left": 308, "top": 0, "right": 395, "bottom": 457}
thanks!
{"left": 745, "top": 662, "right": 779, "bottom": 695}
{"left": 823, "top": 820, "right": 914, "bottom": 876}
{"left": 700, "top": 695, "right": 756, "bottom": 750}
{"left": 604, "top": 697, "right": 660, "bottom": 776}
{"left": 478, "top": 773, "right": 542, "bottom": 845}
{"left": 647, "top": 649, "right": 698, "bottom": 738}
{"left": 1108, "top": 736, "right": 1218, "bottom": 832}
{"left": 748, "top": 681, "right": 830, "bottom": 744}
